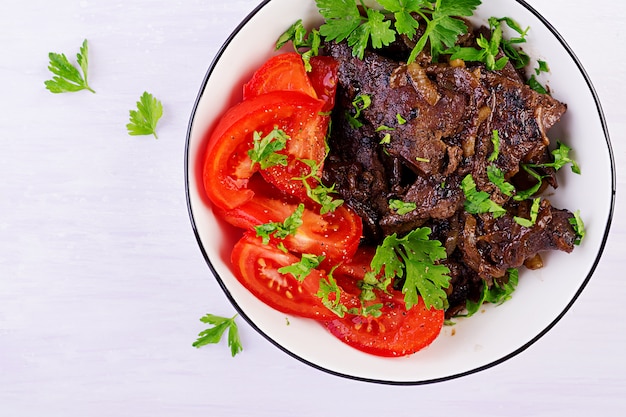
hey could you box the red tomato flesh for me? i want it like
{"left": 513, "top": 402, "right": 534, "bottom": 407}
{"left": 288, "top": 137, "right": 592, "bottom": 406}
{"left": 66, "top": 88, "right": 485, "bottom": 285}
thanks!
{"left": 327, "top": 248, "right": 445, "bottom": 357}
{"left": 243, "top": 52, "right": 318, "bottom": 100}
{"left": 231, "top": 232, "right": 356, "bottom": 320}
{"left": 219, "top": 178, "right": 362, "bottom": 268}
{"left": 202, "top": 90, "right": 324, "bottom": 211}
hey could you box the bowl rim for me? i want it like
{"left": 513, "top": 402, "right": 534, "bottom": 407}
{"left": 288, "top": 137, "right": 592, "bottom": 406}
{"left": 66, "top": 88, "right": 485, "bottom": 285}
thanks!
{"left": 184, "top": 0, "right": 616, "bottom": 385}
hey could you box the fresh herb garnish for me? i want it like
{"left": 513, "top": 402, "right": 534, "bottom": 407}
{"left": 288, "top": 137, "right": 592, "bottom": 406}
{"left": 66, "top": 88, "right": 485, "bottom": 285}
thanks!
{"left": 278, "top": 253, "right": 325, "bottom": 281}
{"left": 193, "top": 313, "right": 243, "bottom": 357}
{"left": 276, "top": 19, "right": 322, "bottom": 71}
{"left": 514, "top": 197, "right": 541, "bottom": 227}
{"left": 255, "top": 204, "right": 305, "bottom": 244}
{"left": 528, "top": 75, "right": 548, "bottom": 94}
{"left": 569, "top": 210, "right": 586, "bottom": 245}
{"left": 535, "top": 59, "right": 550, "bottom": 74}
{"left": 461, "top": 174, "right": 506, "bottom": 218}
{"left": 371, "top": 227, "right": 451, "bottom": 310}
{"left": 346, "top": 93, "right": 371, "bottom": 128}
{"left": 45, "top": 39, "right": 95, "bottom": 94}
{"left": 488, "top": 129, "right": 501, "bottom": 162}
{"left": 462, "top": 268, "right": 519, "bottom": 317}
{"left": 486, "top": 165, "right": 515, "bottom": 197}
{"left": 389, "top": 198, "right": 417, "bottom": 215}
{"left": 317, "top": 268, "right": 348, "bottom": 317}
{"left": 126, "top": 91, "right": 163, "bottom": 139}
{"left": 295, "top": 159, "right": 344, "bottom": 214}
{"left": 447, "top": 16, "right": 529, "bottom": 71}
{"left": 316, "top": 0, "right": 480, "bottom": 63}
{"left": 248, "top": 127, "right": 289, "bottom": 169}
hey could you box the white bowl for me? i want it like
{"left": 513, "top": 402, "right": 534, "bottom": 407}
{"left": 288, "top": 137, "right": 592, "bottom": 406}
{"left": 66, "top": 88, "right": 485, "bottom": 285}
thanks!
{"left": 185, "top": 0, "right": 615, "bottom": 384}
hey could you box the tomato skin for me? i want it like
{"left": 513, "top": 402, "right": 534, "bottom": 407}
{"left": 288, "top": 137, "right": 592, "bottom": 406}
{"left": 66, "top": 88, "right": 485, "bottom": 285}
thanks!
{"left": 202, "top": 90, "right": 324, "bottom": 211}
{"left": 327, "top": 247, "right": 445, "bottom": 357}
{"left": 243, "top": 52, "right": 318, "bottom": 100}
{"left": 324, "top": 291, "right": 444, "bottom": 357}
{"left": 308, "top": 56, "right": 340, "bottom": 113}
{"left": 220, "top": 184, "right": 363, "bottom": 268}
{"left": 231, "top": 232, "right": 352, "bottom": 320}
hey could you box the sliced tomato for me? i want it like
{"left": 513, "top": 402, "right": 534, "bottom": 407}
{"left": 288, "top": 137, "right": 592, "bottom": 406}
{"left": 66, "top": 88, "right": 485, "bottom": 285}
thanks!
{"left": 243, "top": 52, "right": 318, "bottom": 100}
{"left": 308, "top": 56, "right": 340, "bottom": 113}
{"left": 202, "top": 90, "right": 324, "bottom": 211}
{"left": 231, "top": 232, "right": 357, "bottom": 320}
{"left": 326, "top": 247, "right": 445, "bottom": 357}
{"left": 220, "top": 179, "right": 362, "bottom": 267}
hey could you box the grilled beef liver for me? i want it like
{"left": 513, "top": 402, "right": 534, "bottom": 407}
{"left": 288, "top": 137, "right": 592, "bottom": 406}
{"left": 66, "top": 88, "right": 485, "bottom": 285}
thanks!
{"left": 321, "top": 39, "right": 577, "bottom": 315}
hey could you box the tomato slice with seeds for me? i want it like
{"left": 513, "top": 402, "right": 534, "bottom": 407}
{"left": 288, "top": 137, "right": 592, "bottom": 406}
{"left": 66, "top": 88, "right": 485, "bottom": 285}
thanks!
{"left": 231, "top": 232, "right": 357, "bottom": 320}
{"left": 219, "top": 178, "right": 362, "bottom": 267}
{"left": 202, "top": 90, "right": 324, "bottom": 211}
{"left": 327, "top": 247, "right": 445, "bottom": 357}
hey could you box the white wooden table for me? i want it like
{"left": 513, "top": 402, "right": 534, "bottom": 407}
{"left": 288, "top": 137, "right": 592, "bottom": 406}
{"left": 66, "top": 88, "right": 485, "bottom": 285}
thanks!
{"left": 1, "top": 1, "right": 624, "bottom": 415}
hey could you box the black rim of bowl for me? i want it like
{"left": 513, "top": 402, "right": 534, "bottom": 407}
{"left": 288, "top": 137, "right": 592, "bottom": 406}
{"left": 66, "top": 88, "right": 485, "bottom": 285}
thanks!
{"left": 184, "top": 0, "right": 616, "bottom": 385}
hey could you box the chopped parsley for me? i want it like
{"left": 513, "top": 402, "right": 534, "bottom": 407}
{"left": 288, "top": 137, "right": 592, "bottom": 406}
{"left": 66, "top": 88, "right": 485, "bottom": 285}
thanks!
{"left": 278, "top": 253, "right": 325, "bottom": 282}
{"left": 462, "top": 269, "right": 519, "bottom": 317}
{"left": 248, "top": 127, "right": 289, "bottom": 169}
{"left": 461, "top": 174, "right": 506, "bottom": 218}
{"left": 389, "top": 198, "right": 417, "bottom": 215}
{"left": 276, "top": 19, "right": 322, "bottom": 71}
{"left": 295, "top": 159, "right": 344, "bottom": 214}
{"left": 513, "top": 197, "right": 541, "bottom": 227}
{"left": 255, "top": 204, "right": 305, "bottom": 244}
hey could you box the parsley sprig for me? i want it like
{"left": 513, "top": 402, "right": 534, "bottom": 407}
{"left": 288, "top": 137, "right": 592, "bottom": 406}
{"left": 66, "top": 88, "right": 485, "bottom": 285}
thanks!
{"left": 371, "top": 227, "right": 451, "bottom": 310}
{"left": 193, "top": 313, "right": 243, "bottom": 357}
{"left": 316, "top": 0, "right": 480, "bottom": 62}
{"left": 126, "top": 91, "right": 163, "bottom": 139}
{"left": 45, "top": 39, "right": 95, "bottom": 94}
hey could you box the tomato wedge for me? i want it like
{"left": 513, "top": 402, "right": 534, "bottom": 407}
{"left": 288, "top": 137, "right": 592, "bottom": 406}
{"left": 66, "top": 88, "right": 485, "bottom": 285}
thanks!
{"left": 231, "top": 232, "right": 357, "bottom": 320}
{"left": 327, "top": 247, "right": 445, "bottom": 357}
{"left": 308, "top": 56, "right": 340, "bottom": 113}
{"left": 219, "top": 178, "right": 362, "bottom": 267}
{"left": 202, "top": 90, "right": 324, "bottom": 211}
{"left": 243, "top": 52, "right": 318, "bottom": 100}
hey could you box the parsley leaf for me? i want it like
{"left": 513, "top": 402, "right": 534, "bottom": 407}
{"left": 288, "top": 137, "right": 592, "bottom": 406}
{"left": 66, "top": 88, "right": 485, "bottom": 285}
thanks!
{"left": 371, "top": 227, "right": 451, "bottom": 310}
{"left": 569, "top": 210, "right": 586, "bottom": 245}
{"left": 488, "top": 129, "right": 501, "bottom": 162}
{"left": 409, "top": 0, "right": 481, "bottom": 62}
{"left": 193, "top": 313, "right": 243, "bottom": 357}
{"left": 486, "top": 165, "right": 515, "bottom": 197}
{"left": 528, "top": 75, "right": 548, "bottom": 94}
{"left": 294, "top": 159, "right": 344, "bottom": 214}
{"left": 461, "top": 174, "right": 506, "bottom": 218}
{"left": 248, "top": 127, "right": 289, "bottom": 170}
{"left": 463, "top": 268, "right": 519, "bottom": 317}
{"left": 317, "top": 0, "right": 395, "bottom": 59}
{"left": 513, "top": 197, "right": 541, "bottom": 227}
{"left": 45, "top": 39, "right": 95, "bottom": 94}
{"left": 278, "top": 253, "right": 325, "bottom": 282}
{"left": 389, "top": 198, "right": 417, "bottom": 215}
{"left": 126, "top": 91, "right": 163, "bottom": 139}
{"left": 317, "top": 268, "right": 348, "bottom": 317}
{"left": 255, "top": 204, "right": 304, "bottom": 244}
{"left": 276, "top": 19, "right": 322, "bottom": 71}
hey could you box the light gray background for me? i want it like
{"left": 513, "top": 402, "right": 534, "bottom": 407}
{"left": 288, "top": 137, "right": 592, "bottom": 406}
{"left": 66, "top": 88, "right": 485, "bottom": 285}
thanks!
{"left": 1, "top": 0, "right": 624, "bottom": 415}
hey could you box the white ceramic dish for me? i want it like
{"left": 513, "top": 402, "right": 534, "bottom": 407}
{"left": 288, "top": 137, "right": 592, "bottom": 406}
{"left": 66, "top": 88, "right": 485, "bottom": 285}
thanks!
{"left": 185, "top": 0, "right": 615, "bottom": 384}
